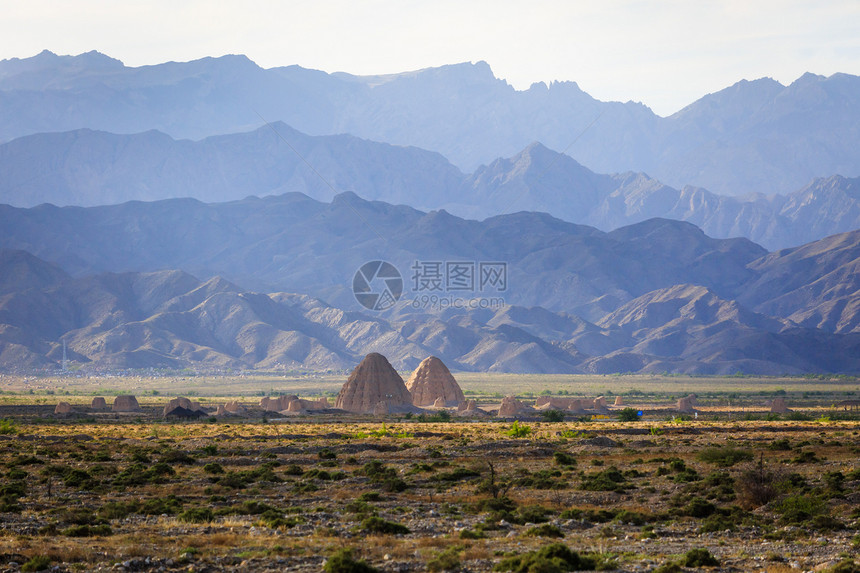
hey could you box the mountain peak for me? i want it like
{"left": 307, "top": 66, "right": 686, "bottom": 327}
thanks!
{"left": 792, "top": 71, "right": 827, "bottom": 85}
{"left": 73, "top": 50, "right": 124, "bottom": 68}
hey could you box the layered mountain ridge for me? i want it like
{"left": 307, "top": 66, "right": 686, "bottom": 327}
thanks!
{"left": 1, "top": 126, "right": 859, "bottom": 250}
{"left": 1, "top": 50, "right": 859, "bottom": 197}
{"left": 1, "top": 193, "right": 859, "bottom": 375}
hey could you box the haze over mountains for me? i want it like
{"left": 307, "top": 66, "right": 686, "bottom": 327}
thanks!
{"left": 2, "top": 125, "right": 859, "bottom": 250}
{"left": 1, "top": 50, "right": 859, "bottom": 376}
{"left": 1, "top": 194, "right": 860, "bottom": 375}
{"left": 1, "top": 50, "right": 859, "bottom": 198}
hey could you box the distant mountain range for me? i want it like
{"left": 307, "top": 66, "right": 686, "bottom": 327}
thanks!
{"left": 0, "top": 192, "right": 769, "bottom": 318}
{"left": 2, "top": 126, "right": 859, "bottom": 250}
{"left": 1, "top": 50, "right": 859, "bottom": 197}
{"left": 1, "top": 50, "right": 859, "bottom": 376}
{"left": 1, "top": 193, "right": 859, "bottom": 374}
{"left": 2, "top": 242, "right": 858, "bottom": 375}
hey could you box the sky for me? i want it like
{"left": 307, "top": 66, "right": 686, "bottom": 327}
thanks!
{"left": 2, "top": 0, "right": 858, "bottom": 116}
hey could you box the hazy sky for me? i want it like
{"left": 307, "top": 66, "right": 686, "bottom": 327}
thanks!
{"left": 3, "top": 0, "right": 858, "bottom": 116}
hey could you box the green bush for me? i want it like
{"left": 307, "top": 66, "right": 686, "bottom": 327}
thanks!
{"left": 203, "top": 462, "right": 224, "bottom": 475}
{"left": 523, "top": 523, "right": 564, "bottom": 538}
{"left": 0, "top": 418, "right": 17, "bottom": 435}
{"left": 324, "top": 548, "right": 380, "bottom": 573}
{"left": 459, "top": 528, "right": 485, "bottom": 539}
{"left": 774, "top": 494, "right": 824, "bottom": 525}
{"left": 61, "top": 524, "right": 112, "bottom": 537}
{"left": 21, "top": 556, "right": 51, "bottom": 572}
{"left": 790, "top": 450, "right": 822, "bottom": 464}
{"left": 434, "top": 467, "right": 481, "bottom": 482}
{"left": 7, "top": 468, "right": 28, "bottom": 480}
{"left": 98, "top": 501, "right": 139, "bottom": 520}
{"left": 427, "top": 546, "right": 463, "bottom": 572}
{"left": 230, "top": 500, "right": 276, "bottom": 515}
{"left": 825, "top": 559, "right": 860, "bottom": 573}
{"left": 360, "top": 516, "right": 410, "bottom": 535}
{"left": 140, "top": 495, "right": 183, "bottom": 515}
{"left": 581, "top": 467, "right": 629, "bottom": 492}
{"left": 361, "top": 461, "right": 397, "bottom": 481}
{"left": 0, "top": 481, "right": 26, "bottom": 499}
{"left": 617, "top": 408, "right": 640, "bottom": 422}
{"left": 553, "top": 451, "right": 577, "bottom": 467}
{"left": 178, "top": 507, "right": 214, "bottom": 523}
{"left": 493, "top": 543, "right": 595, "bottom": 572}
{"left": 283, "top": 464, "right": 304, "bottom": 476}
{"left": 697, "top": 447, "right": 754, "bottom": 467}
{"left": 257, "top": 509, "right": 302, "bottom": 529}
{"left": 515, "top": 469, "right": 565, "bottom": 490}
{"left": 684, "top": 497, "right": 716, "bottom": 518}
{"left": 681, "top": 548, "right": 719, "bottom": 567}
{"left": 652, "top": 562, "right": 682, "bottom": 573}
{"left": 318, "top": 448, "right": 337, "bottom": 460}
{"left": 515, "top": 505, "right": 552, "bottom": 524}
{"left": 113, "top": 462, "right": 175, "bottom": 487}
{"left": 613, "top": 510, "right": 646, "bottom": 526}
{"left": 505, "top": 420, "right": 532, "bottom": 438}
{"left": 672, "top": 468, "right": 701, "bottom": 483}
{"left": 158, "top": 449, "right": 196, "bottom": 465}
{"left": 541, "top": 410, "right": 566, "bottom": 423}
{"left": 809, "top": 514, "right": 844, "bottom": 532}
{"left": 699, "top": 513, "right": 737, "bottom": 533}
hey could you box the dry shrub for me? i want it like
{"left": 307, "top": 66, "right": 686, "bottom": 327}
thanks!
{"left": 736, "top": 455, "right": 779, "bottom": 510}
{"left": 184, "top": 532, "right": 241, "bottom": 547}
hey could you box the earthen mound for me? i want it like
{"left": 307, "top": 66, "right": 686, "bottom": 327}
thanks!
{"left": 406, "top": 356, "right": 465, "bottom": 407}
{"left": 262, "top": 395, "right": 328, "bottom": 413}
{"left": 224, "top": 401, "right": 245, "bottom": 414}
{"left": 335, "top": 353, "right": 412, "bottom": 414}
{"left": 497, "top": 395, "right": 533, "bottom": 417}
{"left": 91, "top": 397, "right": 107, "bottom": 410}
{"left": 261, "top": 395, "right": 298, "bottom": 412}
{"left": 677, "top": 395, "right": 697, "bottom": 413}
{"left": 164, "top": 406, "right": 205, "bottom": 419}
{"left": 456, "top": 399, "right": 490, "bottom": 417}
{"left": 770, "top": 397, "right": 790, "bottom": 413}
{"left": 163, "top": 397, "right": 203, "bottom": 417}
{"left": 112, "top": 395, "right": 141, "bottom": 412}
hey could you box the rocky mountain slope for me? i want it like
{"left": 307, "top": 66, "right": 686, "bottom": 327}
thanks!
{"left": 2, "top": 249, "right": 859, "bottom": 375}
{"left": 0, "top": 193, "right": 768, "bottom": 319}
{"left": 1, "top": 192, "right": 860, "bottom": 374}
{"left": 1, "top": 50, "right": 858, "bottom": 197}
{"left": 3, "top": 191, "right": 857, "bottom": 333}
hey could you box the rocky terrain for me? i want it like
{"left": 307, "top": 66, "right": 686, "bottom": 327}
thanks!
{"left": 0, "top": 398, "right": 856, "bottom": 573}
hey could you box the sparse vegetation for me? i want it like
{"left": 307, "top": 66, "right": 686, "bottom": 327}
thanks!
{"left": 0, "top": 382, "right": 855, "bottom": 572}
{"left": 617, "top": 407, "right": 640, "bottom": 422}
{"left": 504, "top": 420, "right": 532, "bottom": 437}
{"left": 324, "top": 549, "right": 380, "bottom": 573}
